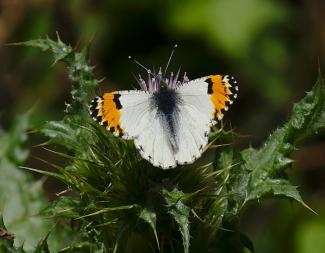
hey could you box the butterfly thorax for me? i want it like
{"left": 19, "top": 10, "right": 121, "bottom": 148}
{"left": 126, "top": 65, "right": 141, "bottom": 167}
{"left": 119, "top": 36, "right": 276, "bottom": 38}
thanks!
{"left": 151, "top": 87, "right": 182, "bottom": 151}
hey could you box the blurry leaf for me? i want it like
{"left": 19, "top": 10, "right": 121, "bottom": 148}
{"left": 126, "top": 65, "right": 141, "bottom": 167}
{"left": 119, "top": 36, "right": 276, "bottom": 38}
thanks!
{"left": 0, "top": 113, "right": 52, "bottom": 251}
{"left": 163, "top": 188, "right": 190, "bottom": 253}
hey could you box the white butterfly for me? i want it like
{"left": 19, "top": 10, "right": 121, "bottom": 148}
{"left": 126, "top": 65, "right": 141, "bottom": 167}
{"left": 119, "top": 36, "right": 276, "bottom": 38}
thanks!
{"left": 89, "top": 71, "right": 238, "bottom": 169}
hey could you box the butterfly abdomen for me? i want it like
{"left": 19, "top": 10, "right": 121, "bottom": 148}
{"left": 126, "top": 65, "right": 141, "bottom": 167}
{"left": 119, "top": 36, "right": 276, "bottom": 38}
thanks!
{"left": 151, "top": 87, "right": 182, "bottom": 150}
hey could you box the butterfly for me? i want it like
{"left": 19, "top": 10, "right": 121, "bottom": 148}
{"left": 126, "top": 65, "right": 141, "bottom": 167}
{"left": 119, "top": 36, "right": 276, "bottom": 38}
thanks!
{"left": 89, "top": 52, "right": 238, "bottom": 169}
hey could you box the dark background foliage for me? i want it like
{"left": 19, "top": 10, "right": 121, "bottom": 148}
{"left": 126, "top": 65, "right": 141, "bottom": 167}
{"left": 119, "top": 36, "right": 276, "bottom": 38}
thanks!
{"left": 0, "top": 1, "right": 324, "bottom": 252}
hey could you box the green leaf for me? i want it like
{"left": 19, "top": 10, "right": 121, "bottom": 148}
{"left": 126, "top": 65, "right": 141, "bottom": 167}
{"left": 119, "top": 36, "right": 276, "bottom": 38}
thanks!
{"left": 40, "top": 119, "right": 85, "bottom": 150}
{"left": 163, "top": 188, "right": 190, "bottom": 253}
{"left": 287, "top": 71, "right": 325, "bottom": 139}
{"left": 247, "top": 178, "right": 302, "bottom": 203}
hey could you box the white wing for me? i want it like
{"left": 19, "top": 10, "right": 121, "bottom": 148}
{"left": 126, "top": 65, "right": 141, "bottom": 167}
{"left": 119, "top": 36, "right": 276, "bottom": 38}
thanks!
{"left": 133, "top": 107, "right": 177, "bottom": 169}
{"left": 173, "top": 75, "right": 238, "bottom": 165}
{"left": 118, "top": 90, "right": 153, "bottom": 139}
{"left": 89, "top": 90, "right": 177, "bottom": 169}
{"left": 89, "top": 90, "right": 152, "bottom": 138}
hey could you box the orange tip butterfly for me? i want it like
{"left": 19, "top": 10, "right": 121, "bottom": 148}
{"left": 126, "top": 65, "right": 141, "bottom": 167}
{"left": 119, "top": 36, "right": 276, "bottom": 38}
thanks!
{"left": 89, "top": 47, "right": 238, "bottom": 169}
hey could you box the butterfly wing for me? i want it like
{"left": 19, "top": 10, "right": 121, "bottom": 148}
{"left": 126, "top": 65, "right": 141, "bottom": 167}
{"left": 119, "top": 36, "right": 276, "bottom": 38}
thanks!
{"left": 89, "top": 90, "right": 177, "bottom": 168}
{"left": 177, "top": 75, "right": 238, "bottom": 121}
{"left": 133, "top": 109, "right": 178, "bottom": 168}
{"left": 89, "top": 74, "right": 238, "bottom": 169}
{"left": 89, "top": 90, "right": 152, "bottom": 139}
{"left": 173, "top": 75, "right": 238, "bottom": 165}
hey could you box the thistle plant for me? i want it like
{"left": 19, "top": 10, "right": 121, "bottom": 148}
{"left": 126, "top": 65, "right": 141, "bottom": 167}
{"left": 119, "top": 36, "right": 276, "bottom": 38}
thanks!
{"left": 1, "top": 36, "right": 325, "bottom": 253}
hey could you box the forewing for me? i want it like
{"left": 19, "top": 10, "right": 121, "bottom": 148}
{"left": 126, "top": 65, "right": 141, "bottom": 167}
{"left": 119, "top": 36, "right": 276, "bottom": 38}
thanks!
{"left": 177, "top": 74, "right": 238, "bottom": 121}
{"left": 89, "top": 90, "right": 177, "bottom": 168}
{"left": 89, "top": 90, "right": 152, "bottom": 139}
{"left": 173, "top": 75, "right": 238, "bottom": 165}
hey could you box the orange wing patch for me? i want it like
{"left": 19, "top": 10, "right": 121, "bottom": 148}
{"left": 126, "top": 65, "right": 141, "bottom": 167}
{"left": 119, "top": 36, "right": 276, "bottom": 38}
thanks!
{"left": 89, "top": 92, "right": 125, "bottom": 137}
{"left": 206, "top": 75, "right": 238, "bottom": 120}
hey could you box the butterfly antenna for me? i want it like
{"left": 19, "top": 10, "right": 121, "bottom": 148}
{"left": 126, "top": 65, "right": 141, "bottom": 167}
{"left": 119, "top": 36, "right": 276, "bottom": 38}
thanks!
{"left": 128, "top": 56, "right": 152, "bottom": 75}
{"left": 164, "top": 44, "right": 178, "bottom": 75}
{"left": 128, "top": 55, "right": 168, "bottom": 86}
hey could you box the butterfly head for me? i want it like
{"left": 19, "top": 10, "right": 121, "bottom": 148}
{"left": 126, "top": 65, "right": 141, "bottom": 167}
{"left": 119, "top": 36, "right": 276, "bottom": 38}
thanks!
{"left": 136, "top": 68, "right": 189, "bottom": 92}
{"left": 130, "top": 45, "right": 189, "bottom": 92}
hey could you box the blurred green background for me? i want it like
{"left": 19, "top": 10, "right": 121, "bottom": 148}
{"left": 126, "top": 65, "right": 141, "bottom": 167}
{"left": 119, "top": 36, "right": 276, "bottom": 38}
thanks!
{"left": 0, "top": 0, "right": 324, "bottom": 252}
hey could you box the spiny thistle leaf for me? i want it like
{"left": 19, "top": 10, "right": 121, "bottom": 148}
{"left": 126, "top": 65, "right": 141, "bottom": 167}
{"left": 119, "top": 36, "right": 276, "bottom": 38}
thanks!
{"left": 137, "top": 208, "right": 159, "bottom": 249}
{"left": 16, "top": 35, "right": 100, "bottom": 150}
{"left": 288, "top": 72, "right": 325, "bottom": 137}
{"left": 12, "top": 35, "right": 73, "bottom": 64}
{"left": 238, "top": 73, "right": 325, "bottom": 208}
{"left": 163, "top": 188, "right": 191, "bottom": 253}
{"left": 18, "top": 35, "right": 99, "bottom": 116}
{"left": 40, "top": 120, "right": 84, "bottom": 151}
